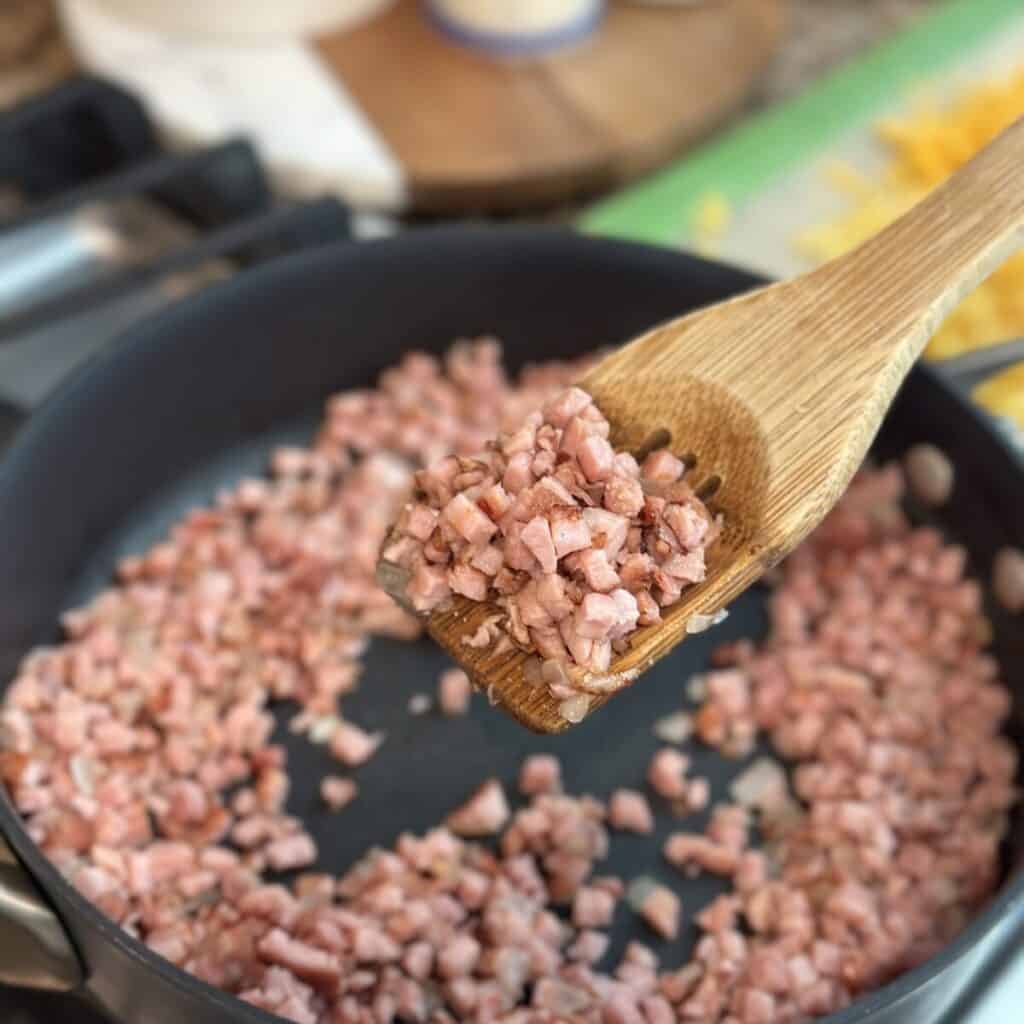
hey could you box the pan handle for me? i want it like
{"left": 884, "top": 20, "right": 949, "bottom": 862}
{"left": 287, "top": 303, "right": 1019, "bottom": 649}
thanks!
{"left": 0, "top": 834, "right": 84, "bottom": 990}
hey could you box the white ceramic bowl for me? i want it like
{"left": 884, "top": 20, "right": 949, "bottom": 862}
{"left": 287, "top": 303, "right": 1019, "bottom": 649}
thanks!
{"left": 90, "top": 0, "right": 394, "bottom": 39}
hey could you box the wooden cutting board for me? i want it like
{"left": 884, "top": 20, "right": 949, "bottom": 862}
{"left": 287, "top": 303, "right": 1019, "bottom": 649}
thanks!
{"left": 316, "top": 0, "right": 786, "bottom": 213}
{"left": 61, "top": 0, "right": 784, "bottom": 213}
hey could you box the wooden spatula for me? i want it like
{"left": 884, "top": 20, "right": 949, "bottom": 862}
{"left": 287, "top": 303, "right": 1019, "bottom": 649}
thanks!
{"left": 380, "top": 116, "right": 1024, "bottom": 734}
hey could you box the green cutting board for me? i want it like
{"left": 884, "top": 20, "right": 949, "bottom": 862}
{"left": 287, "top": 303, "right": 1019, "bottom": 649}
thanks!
{"left": 578, "top": 0, "right": 1024, "bottom": 278}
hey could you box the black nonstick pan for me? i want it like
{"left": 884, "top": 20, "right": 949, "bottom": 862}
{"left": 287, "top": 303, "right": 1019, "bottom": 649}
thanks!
{"left": 0, "top": 227, "right": 1021, "bottom": 1024}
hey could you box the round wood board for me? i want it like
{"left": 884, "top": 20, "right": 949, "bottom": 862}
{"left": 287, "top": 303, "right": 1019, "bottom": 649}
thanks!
{"left": 60, "top": 0, "right": 785, "bottom": 213}
{"left": 315, "top": 0, "right": 787, "bottom": 213}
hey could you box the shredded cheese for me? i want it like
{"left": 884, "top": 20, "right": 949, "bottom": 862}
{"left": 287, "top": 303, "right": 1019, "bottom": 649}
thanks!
{"left": 691, "top": 191, "right": 732, "bottom": 257}
{"left": 973, "top": 361, "right": 1024, "bottom": 430}
{"left": 798, "top": 67, "right": 1024, "bottom": 361}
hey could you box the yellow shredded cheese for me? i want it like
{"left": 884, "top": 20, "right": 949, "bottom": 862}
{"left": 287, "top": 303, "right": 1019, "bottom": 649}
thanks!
{"left": 798, "top": 66, "right": 1024, "bottom": 361}
{"left": 691, "top": 191, "right": 732, "bottom": 257}
{"left": 973, "top": 360, "right": 1024, "bottom": 430}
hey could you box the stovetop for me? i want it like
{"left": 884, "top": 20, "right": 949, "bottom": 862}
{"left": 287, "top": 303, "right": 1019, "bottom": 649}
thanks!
{"left": 1, "top": 72, "right": 1021, "bottom": 1024}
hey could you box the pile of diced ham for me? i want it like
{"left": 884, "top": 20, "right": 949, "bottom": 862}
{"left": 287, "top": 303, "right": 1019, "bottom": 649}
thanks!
{"left": 0, "top": 337, "right": 1018, "bottom": 1024}
{"left": 385, "top": 385, "right": 719, "bottom": 695}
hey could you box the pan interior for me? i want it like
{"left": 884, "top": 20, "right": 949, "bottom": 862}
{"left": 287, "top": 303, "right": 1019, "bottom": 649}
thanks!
{"left": 0, "top": 230, "right": 1021, "bottom": 1009}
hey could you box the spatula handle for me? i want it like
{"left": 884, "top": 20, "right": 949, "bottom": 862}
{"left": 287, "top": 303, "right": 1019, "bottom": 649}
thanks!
{"left": 822, "top": 114, "right": 1024, "bottom": 373}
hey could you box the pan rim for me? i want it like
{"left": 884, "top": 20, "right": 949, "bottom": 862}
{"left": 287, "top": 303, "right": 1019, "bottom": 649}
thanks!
{"left": 0, "top": 224, "right": 1021, "bottom": 1023}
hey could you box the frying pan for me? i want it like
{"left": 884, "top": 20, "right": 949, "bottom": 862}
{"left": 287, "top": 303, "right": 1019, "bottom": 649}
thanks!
{"left": 0, "top": 227, "right": 1021, "bottom": 1024}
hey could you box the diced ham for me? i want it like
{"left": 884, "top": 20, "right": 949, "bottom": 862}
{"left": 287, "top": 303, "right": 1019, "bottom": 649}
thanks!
{"left": 648, "top": 748, "right": 689, "bottom": 800}
{"left": 664, "top": 502, "right": 709, "bottom": 550}
{"left": 642, "top": 450, "right": 685, "bottom": 484}
{"left": 575, "top": 593, "right": 620, "bottom": 640}
{"left": 577, "top": 435, "right": 615, "bottom": 483}
{"left": 8, "top": 342, "right": 1002, "bottom": 1024}
{"left": 407, "top": 561, "right": 450, "bottom": 612}
{"left": 470, "top": 544, "right": 504, "bottom": 576}
{"left": 258, "top": 928, "right": 341, "bottom": 985}
{"left": 320, "top": 777, "right": 357, "bottom": 811}
{"left": 439, "top": 668, "right": 473, "bottom": 716}
{"left": 536, "top": 574, "right": 574, "bottom": 622}
{"left": 444, "top": 493, "right": 498, "bottom": 545}
{"left": 577, "top": 548, "right": 622, "bottom": 593}
{"left": 448, "top": 563, "right": 489, "bottom": 601}
{"left": 265, "top": 834, "right": 317, "bottom": 872}
{"left": 478, "top": 483, "right": 512, "bottom": 520}
{"left": 543, "top": 386, "right": 592, "bottom": 427}
{"left": 329, "top": 722, "right": 384, "bottom": 767}
{"left": 549, "top": 506, "right": 592, "bottom": 559}
{"left": 519, "top": 754, "right": 562, "bottom": 795}
{"left": 447, "top": 780, "right": 510, "bottom": 836}
{"left": 521, "top": 517, "right": 558, "bottom": 575}
{"left": 640, "top": 886, "right": 680, "bottom": 940}
{"left": 572, "top": 886, "right": 616, "bottom": 928}
{"left": 400, "top": 503, "right": 439, "bottom": 541}
{"left": 608, "top": 789, "right": 654, "bottom": 834}
{"left": 604, "top": 475, "right": 645, "bottom": 517}
{"left": 503, "top": 452, "right": 535, "bottom": 494}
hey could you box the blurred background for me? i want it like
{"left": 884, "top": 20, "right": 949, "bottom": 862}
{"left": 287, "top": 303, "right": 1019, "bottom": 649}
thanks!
{"left": 1, "top": 0, "right": 1023, "bottom": 1020}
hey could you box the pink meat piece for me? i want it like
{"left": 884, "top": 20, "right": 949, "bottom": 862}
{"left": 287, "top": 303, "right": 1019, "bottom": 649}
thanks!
{"left": 402, "top": 942, "right": 433, "bottom": 981}
{"left": 661, "top": 550, "right": 706, "bottom": 583}
{"left": 503, "top": 520, "right": 540, "bottom": 573}
{"left": 619, "top": 553, "right": 655, "bottom": 591}
{"left": 521, "top": 517, "right": 558, "bottom": 575}
{"left": 663, "top": 835, "right": 738, "bottom": 877}
{"left": 604, "top": 475, "right": 645, "bottom": 517}
{"left": 446, "top": 780, "right": 510, "bottom": 836}
{"left": 265, "top": 834, "right": 317, "bottom": 872}
{"left": 573, "top": 886, "right": 616, "bottom": 928}
{"left": 567, "top": 929, "right": 610, "bottom": 964}
{"left": 478, "top": 483, "right": 512, "bottom": 521}
{"left": 503, "top": 414, "right": 540, "bottom": 455}
{"left": 448, "top": 563, "right": 489, "bottom": 601}
{"left": 577, "top": 435, "right": 615, "bottom": 483}
{"left": 641, "top": 886, "right": 681, "bottom": 940}
{"left": 575, "top": 593, "right": 620, "bottom": 640}
{"left": 444, "top": 493, "right": 498, "bottom": 546}
{"left": 532, "top": 626, "right": 570, "bottom": 662}
{"left": 543, "top": 386, "right": 593, "bottom": 427}
{"left": 642, "top": 450, "right": 685, "bottom": 484}
{"left": 636, "top": 590, "right": 661, "bottom": 626}
{"left": 329, "top": 721, "right": 384, "bottom": 767}
{"left": 516, "top": 581, "right": 553, "bottom": 629}
{"left": 647, "top": 748, "right": 689, "bottom": 800}
{"left": 535, "top": 574, "right": 574, "bottom": 622}
{"left": 320, "top": 776, "right": 357, "bottom": 811}
{"left": 503, "top": 452, "right": 535, "bottom": 494}
{"left": 470, "top": 544, "right": 504, "bottom": 576}
{"left": 664, "top": 502, "right": 709, "bottom": 550}
{"left": 519, "top": 754, "right": 562, "bottom": 796}
{"left": 407, "top": 561, "right": 450, "bottom": 612}
{"left": 439, "top": 667, "right": 473, "bottom": 715}
{"left": 258, "top": 928, "right": 341, "bottom": 985}
{"left": 400, "top": 503, "right": 439, "bottom": 541}
{"left": 549, "top": 506, "right": 592, "bottom": 559}
{"left": 609, "top": 589, "right": 640, "bottom": 640}
{"left": 437, "top": 933, "right": 482, "bottom": 978}
{"left": 577, "top": 548, "right": 622, "bottom": 593}
{"left": 582, "top": 508, "right": 629, "bottom": 560}
{"left": 529, "top": 475, "right": 576, "bottom": 511}
{"left": 608, "top": 789, "right": 655, "bottom": 834}
{"left": 559, "top": 416, "right": 594, "bottom": 458}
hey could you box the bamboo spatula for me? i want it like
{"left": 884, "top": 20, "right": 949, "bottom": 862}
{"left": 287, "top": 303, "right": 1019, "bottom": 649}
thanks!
{"left": 380, "top": 115, "right": 1024, "bottom": 734}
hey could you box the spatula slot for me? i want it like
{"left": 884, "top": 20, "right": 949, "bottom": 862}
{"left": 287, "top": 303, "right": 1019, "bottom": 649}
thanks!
{"left": 696, "top": 474, "right": 722, "bottom": 500}
{"left": 632, "top": 428, "right": 672, "bottom": 461}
